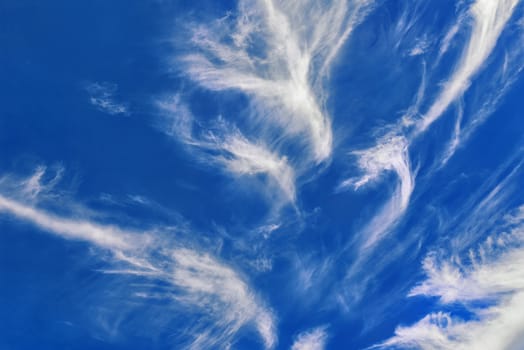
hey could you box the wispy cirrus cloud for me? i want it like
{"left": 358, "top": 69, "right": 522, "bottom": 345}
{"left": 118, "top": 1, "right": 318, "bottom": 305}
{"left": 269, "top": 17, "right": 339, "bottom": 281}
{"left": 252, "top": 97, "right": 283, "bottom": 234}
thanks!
{"left": 179, "top": 0, "right": 374, "bottom": 164}
{"left": 159, "top": 0, "right": 376, "bottom": 212}
{"left": 5, "top": 164, "right": 65, "bottom": 201}
{"left": 430, "top": 0, "right": 524, "bottom": 167}
{"left": 340, "top": 135, "right": 414, "bottom": 247}
{"left": 86, "top": 82, "right": 129, "bottom": 116}
{"left": 417, "top": 0, "right": 521, "bottom": 133}
{"left": 171, "top": 248, "right": 277, "bottom": 349}
{"left": 291, "top": 326, "right": 329, "bottom": 350}
{"left": 218, "top": 132, "right": 296, "bottom": 202}
{"left": 372, "top": 160, "right": 524, "bottom": 350}
{"left": 340, "top": 0, "right": 523, "bottom": 250}
{"left": 0, "top": 167, "right": 277, "bottom": 349}
{"left": 159, "top": 96, "right": 296, "bottom": 203}
{"left": 373, "top": 209, "right": 524, "bottom": 349}
{"left": 0, "top": 194, "right": 141, "bottom": 250}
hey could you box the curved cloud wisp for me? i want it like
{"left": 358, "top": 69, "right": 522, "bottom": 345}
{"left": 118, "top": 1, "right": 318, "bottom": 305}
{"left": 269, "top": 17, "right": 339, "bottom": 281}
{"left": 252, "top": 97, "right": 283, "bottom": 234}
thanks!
{"left": 291, "top": 327, "right": 329, "bottom": 350}
{"left": 0, "top": 170, "right": 276, "bottom": 349}
{"left": 0, "top": 194, "right": 139, "bottom": 250}
{"left": 160, "top": 98, "right": 296, "bottom": 203}
{"left": 171, "top": 248, "right": 277, "bottom": 349}
{"left": 417, "top": 0, "right": 520, "bottom": 133}
{"left": 341, "top": 135, "right": 413, "bottom": 247}
{"left": 341, "top": 0, "right": 521, "bottom": 249}
{"left": 182, "top": 0, "right": 374, "bottom": 163}
{"left": 373, "top": 199, "right": 524, "bottom": 349}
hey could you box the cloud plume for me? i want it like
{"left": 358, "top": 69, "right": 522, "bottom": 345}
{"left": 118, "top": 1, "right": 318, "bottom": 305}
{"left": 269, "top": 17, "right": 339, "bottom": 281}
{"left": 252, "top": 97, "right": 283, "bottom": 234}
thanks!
{"left": 341, "top": 135, "right": 414, "bottom": 247}
{"left": 373, "top": 204, "right": 524, "bottom": 350}
{"left": 417, "top": 0, "right": 521, "bottom": 133}
{"left": 179, "top": 0, "right": 374, "bottom": 163}
{"left": 0, "top": 168, "right": 277, "bottom": 349}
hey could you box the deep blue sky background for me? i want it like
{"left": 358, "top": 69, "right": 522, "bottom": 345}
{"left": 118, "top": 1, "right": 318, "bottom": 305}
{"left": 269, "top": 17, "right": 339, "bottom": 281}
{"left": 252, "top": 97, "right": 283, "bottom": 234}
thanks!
{"left": 2, "top": 1, "right": 524, "bottom": 349}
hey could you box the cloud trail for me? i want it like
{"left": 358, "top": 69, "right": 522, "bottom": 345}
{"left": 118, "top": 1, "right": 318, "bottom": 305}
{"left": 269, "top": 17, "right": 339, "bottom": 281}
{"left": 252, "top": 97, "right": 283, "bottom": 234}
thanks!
{"left": 341, "top": 0, "right": 522, "bottom": 249}
{"left": 170, "top": 248, "right": 277, "bottom": 349}
{"left": 180, "top": 0, "right": 374, "bottom": 163}
{"left": 373, "top": 221, "right": 524, "bottom": 349}
{"left": 214, "top": 128, "right": 296, "bottom": 202}
{"left": 341, "top": 135, "right": 414, "bottom": 247}
{"left": 417, "top": 0, "right": 520, "bottom": 133}
{"left": 0, "top": 169, "right": 277, "bottom": 349}
{"left": 160, "top": 98, "right": 296, "bottom": 203}
{"left": 0, "top": 194, "right": 139, "bottom": 250}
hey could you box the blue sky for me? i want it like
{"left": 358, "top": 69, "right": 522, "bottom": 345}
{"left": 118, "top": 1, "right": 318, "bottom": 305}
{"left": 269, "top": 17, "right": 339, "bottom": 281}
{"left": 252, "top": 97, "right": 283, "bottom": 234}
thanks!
{"left": 1, "top": 0, "right": 524, "bottom": 349}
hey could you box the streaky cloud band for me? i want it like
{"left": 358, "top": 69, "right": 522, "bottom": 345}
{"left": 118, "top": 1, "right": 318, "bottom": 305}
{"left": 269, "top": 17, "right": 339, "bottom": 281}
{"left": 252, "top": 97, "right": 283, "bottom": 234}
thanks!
{"left": 181, "top": 0, "right": 374, "bottom": 163}
{"left": 0, "top": 168, "right": 277, "bottom": 349}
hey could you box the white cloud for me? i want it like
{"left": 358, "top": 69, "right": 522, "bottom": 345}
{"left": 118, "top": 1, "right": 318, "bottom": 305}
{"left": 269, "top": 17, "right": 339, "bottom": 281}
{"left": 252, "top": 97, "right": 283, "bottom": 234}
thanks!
{"left": 157, "top": 94, "right": 194, "bottom": 142}
{"left": 340, "top": 135, "right": 414, "bottom": 247}
{"left": 180, "top": 0, "right": 374, "bottom": 164}
{"left": 0, "top": 194, "right": 139, "bottom": 250}
{"left": 0, "top": 165, "right": 65, "bottom": 203}
{"left": 160, "top": 99, "right": 296, "bottom": 203}
{"left": 171, "top": 248, "right": 277, "bottom": 349}
{"left": 374, "top": 296, "right": 524, "bottom": 350}
{"left": 436, "top": 12, "right": 465, "bottom": 62}
{"left": 21, "top": 165, "right": 49, "bottom": 199}
{"left": 216, "top": 129, "right": 296, "bottom": 201}
{"left": 340, "top": 0, "right": 522, "bottom": 249}
{"left": 408, "top": 36, "right": 431, "bottom": 57}
{"left": 373, "top": 204, "right": 524, "bottom": 350}
{"left": 439, "top": 47, "right": 524, "bottom": 166}
{"left": 86, "top": 82, "right": 129, "bottom": 116}
{"left": 439, "top": 101, "right": 464, "bottom": 166}
{"left": 417, "top": 0, "right": 520, "bottom": 133}
{"left": 410, "top": 206, "right": 524, "bottom": 303}
{"left": 291, "top": 327, "right": 328, "bottom": 350}
{"left": 0, "top": 169, "right": 277, "bottom": 349}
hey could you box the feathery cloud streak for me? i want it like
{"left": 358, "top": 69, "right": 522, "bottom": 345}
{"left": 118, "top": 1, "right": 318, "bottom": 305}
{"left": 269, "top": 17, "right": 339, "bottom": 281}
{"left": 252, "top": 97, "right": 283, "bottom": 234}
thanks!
{"left": 181, "top": 0, "right": 374, "bottom": 163}
{"left": 340, "top": 135, "right": 413, "bottom": 247}
{"left": 160, "top": 98, "right": 296, "bottom": 202}
{"left": 0, "top": 169, "right": 276, "bottom": 349}
{"left": 373, "top": 202, "right": 524, "bottom": 349}
{"left": 342, "top": 0, "right": 521, "bottom": 247}
{"left": 171, "top": 248, "right": 277, "bottom": 349}
{"left": 0, "top": 194, "right": 138, "bottom": 250}
{"left": 417, "top": 0, "right": 520, "bottom": 133}
{"left": 291, "top": 327, "right": 328, "bottom": 350}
